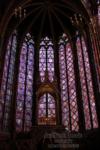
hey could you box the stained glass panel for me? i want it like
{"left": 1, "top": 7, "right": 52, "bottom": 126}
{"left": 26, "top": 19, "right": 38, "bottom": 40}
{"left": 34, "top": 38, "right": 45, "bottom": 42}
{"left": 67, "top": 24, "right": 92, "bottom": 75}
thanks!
{"left": 59, "top": 43, "right": 70, "bottom": 130}
{"left": 38, "top": 93, "right": 56, "bottom": 125}
{"left": 39, "top": 45, "right": 46, "bottom": 82}
{"left": 47, "top": 42, "right": 54, "bottom": 82}
{"left": 59, "top": 35, "right": 79, "bottom": 131}
{"left": 81, "top": 37, "right": 98, "bottom": 128}
{"left": 98, "top": 4, "right": 100, "bottom": 25}
{"left": 16, "top": 34, "right": 34, "bottom": 132}
{"left": 39, "top": 37, "right": 54, "bottom": 82}
{"left": 76, "top": 36, "right": 98, "bottom": 129}
{"left": 0, "top": 31, "right": 17, "bottom": 130}
{"left": 66, "top": 43, "right": 79, "bottom": 131}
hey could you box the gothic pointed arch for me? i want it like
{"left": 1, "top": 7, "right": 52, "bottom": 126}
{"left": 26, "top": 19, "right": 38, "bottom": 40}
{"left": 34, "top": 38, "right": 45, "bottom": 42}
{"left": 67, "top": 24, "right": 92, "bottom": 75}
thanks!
{"left": 39, "top": 37, "right": 54, "bottom": 82}
{"left": 38, "top": 93, "right": 56, "bottom": 125}
{"left": 76, "top": 32, "right": 98, "bottom": 129}
{"left": 59, "top": 33, "right": 79, "bottom": 131}
{"left": 0, "top": 30, "right": 17, "bottom": 131}
{"left": 16, "top": 33, "right": 34, "bottom": 132}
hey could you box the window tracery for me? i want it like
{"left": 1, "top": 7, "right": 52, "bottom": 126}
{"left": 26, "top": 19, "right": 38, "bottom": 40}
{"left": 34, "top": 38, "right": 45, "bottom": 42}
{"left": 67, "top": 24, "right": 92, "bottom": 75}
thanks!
{"left": 76, "top": 35, "right": 98, "bottom": 129}
{"left": 59, "top": 34, "right": 79, "bottom": 131}
{"left": 39, "top": 37, "right": 54, "bottom": 82}
{"left": 16, "top": 33, "right": 34, "bottom": 132}
{"left": 0, "top": 31, "right": 17, "bottom": 131}
{"left": 0, "top": 31, "right": 99, "bottom": 132}
{"left": 38, "top": 93, "right": 56, "bottom": 125}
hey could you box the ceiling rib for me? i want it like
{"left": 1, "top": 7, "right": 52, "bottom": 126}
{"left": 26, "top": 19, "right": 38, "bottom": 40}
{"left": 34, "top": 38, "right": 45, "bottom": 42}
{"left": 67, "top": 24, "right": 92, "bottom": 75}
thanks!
{"left": 48, "top": 8, "right": 55, "bottom": 42}
{"left": 38, "top": 10, "right": 46, "bottom": 41}
{"left": 18, "top": 8, "right": 44, "bottom": 41}
{"left": 51, "top": 9, "right": 68, "bottom": 34}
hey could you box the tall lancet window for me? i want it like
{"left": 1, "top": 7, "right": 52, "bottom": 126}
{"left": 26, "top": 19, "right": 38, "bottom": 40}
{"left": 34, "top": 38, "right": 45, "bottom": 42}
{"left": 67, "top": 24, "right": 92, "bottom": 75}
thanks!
{"left": 97, "top": 1, "right": 100, "bottom": 25}
{"left": 0, "top": 31, "right": 17, "bottom": 131}
{"left": 59, "top": 34, "right": 79, "bottom": 131}
{"left": 76, "top": 34, "right": 98, "bottom": 129}
{"left": 16, "top": 33, "right": 34, "bottom": 132}
{"left": 38, "top": 93, "right": 56, "bottom": 125}
{"left": 39, "top": 37, "right": 54, "bottom": 82}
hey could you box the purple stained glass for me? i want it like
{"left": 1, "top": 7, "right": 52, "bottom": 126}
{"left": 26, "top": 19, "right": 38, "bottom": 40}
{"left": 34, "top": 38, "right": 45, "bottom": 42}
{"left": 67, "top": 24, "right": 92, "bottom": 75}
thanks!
{"left": 0, "top": 31, "right": 17, "bottom": 130}
{"left": 59, "top": 35, "right": 79, "bottom": 131}
{"left": 38, "top": 93, "right": 56, "bottom": 125}
{"left": 39, "top": 46, "right": 46, "bottom": 82}
{"left": 76, "top": 36, "right": 98, "bottom": 129}
{"left": 98, "top": 5, "right": 100, "bottom": 25}
{"left": 81, "top": 36, "right": 98, "bottom": 128}
{"left": 59, "top": 44, "right": 69, "bottom": 129}
{"left": 39, "top": 37, "right": 54, "bottom": 82}
{"left": 66, "top": 43, "right": 79, "bottom": 131}
{"left": 47, "top": 46, "right": 54, "bottom": 82}
{"left": 16, "top": 33, "right": 34, "bottom": 132}
{"left": 76, "top": 37, "right": 91, "bottom": 129}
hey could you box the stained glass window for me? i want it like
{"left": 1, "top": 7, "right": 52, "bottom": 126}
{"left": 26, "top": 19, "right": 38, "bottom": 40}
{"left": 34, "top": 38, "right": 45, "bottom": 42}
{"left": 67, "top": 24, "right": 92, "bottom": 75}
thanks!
{"left": 98, "top": 4, "right": 100, "bottom": 25}
{"left": 0, "top": 31, "right": 17, "bottom": 131}
{"left": 0, "top": 30, "right": 99, "bottom": 133}
{"left": 16, "top": 33, "right": 34, "bottom": 132}
{"left": 39, "top": 37, "right": 54, "bottom": 82}
{"left": 59, "top": 34, "right": 79, "bottom": 131}
{"left": 76, "top": 35, "right": 98, "bottom": 129}
{"left": 38, "top": 93, "right": 56, "bottom": 125}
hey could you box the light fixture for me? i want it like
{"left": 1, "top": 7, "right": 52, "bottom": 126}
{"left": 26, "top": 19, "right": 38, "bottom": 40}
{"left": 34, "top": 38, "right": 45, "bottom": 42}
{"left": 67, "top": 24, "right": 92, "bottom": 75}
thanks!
{"left": 14, "top": 6, "right": 26, "bottom": 19}
{"left": 70, "top": 14, "right": 83, "bottom": 26}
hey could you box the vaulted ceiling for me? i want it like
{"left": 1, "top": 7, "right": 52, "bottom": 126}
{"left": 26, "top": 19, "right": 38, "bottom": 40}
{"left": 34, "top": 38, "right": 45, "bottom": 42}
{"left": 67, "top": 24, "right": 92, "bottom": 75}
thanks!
{"left": 0, "top": 0, "right": 97, "bottom": 40}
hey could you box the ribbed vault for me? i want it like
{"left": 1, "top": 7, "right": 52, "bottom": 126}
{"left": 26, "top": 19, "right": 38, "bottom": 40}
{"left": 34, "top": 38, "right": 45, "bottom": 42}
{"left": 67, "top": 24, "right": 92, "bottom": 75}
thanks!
{"left": 0, "top": 0, "right": 95, "bottom": 41}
